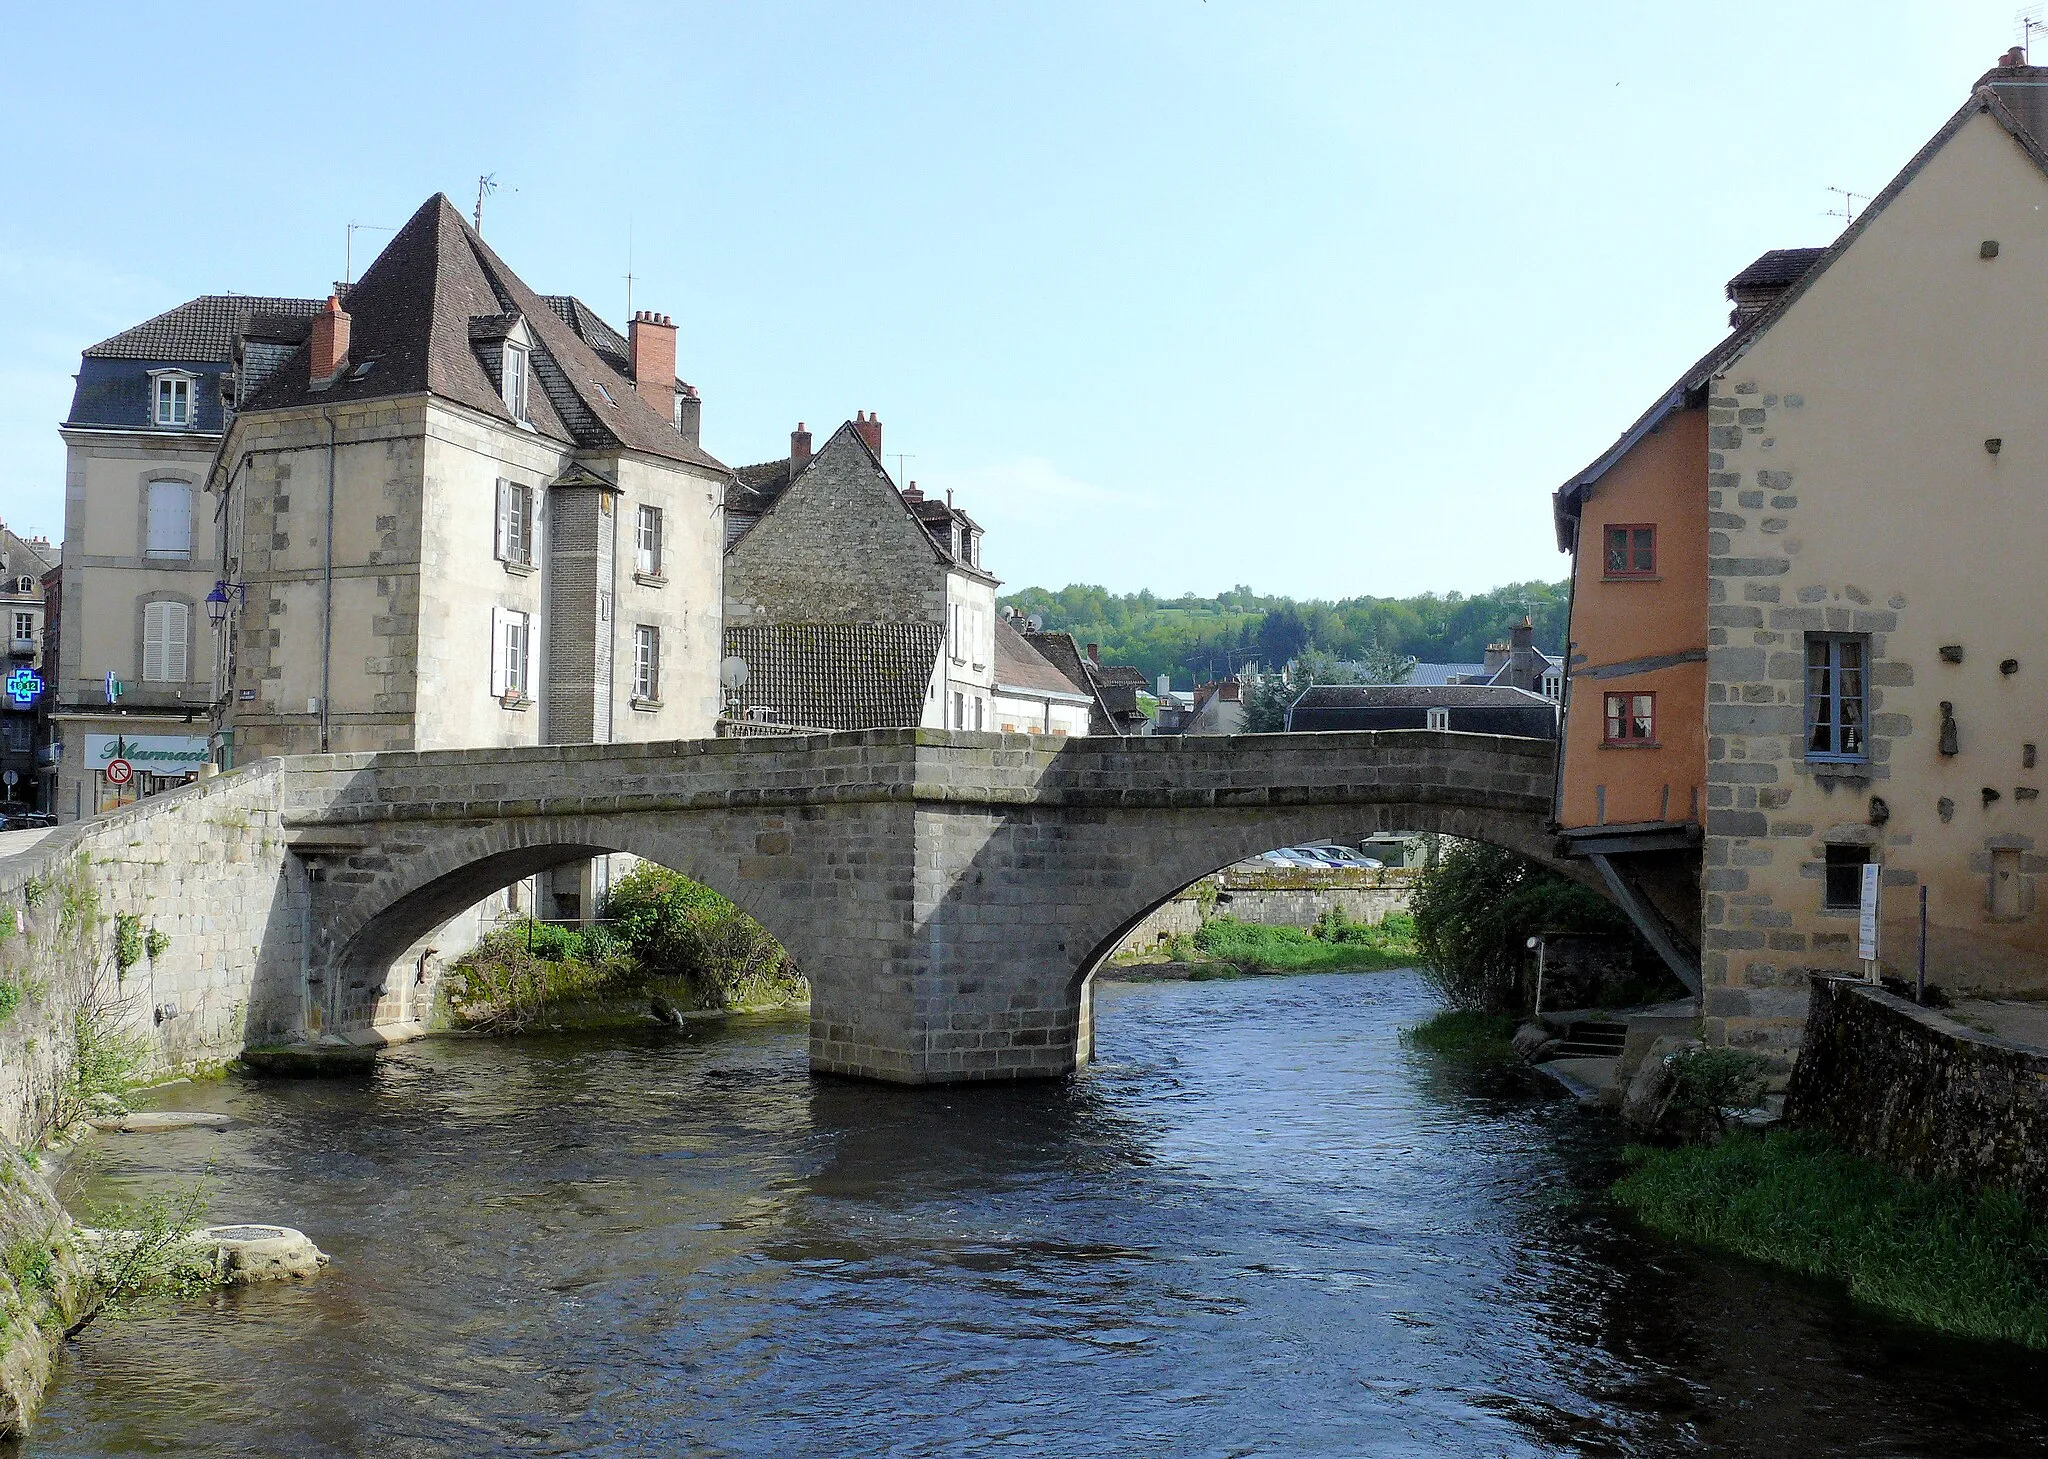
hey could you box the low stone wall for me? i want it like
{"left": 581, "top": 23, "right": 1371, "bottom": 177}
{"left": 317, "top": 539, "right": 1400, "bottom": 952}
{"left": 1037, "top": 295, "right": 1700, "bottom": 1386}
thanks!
{"left": 1114, "top": 866, "right": 1414, "bottom": 957}
{"left": 1785, "top": 975, "right": 2048, "bottom": 1207}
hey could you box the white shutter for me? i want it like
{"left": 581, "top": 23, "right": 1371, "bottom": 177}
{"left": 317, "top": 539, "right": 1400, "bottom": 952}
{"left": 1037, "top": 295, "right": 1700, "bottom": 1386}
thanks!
{"left": 163, "top": 601, "right": 188, "bottom": 682}
{"left": 523, "top": 610, "right": 539, "bottom": 700}
{"left": 143, "top": 603, "right": 167, "bottom": 681}
{"left": 147, "top": 481, "right": 191, "bottom": 557}
{"left": 495, "top": 480, "right": 512, "bottom": 562}
{"left": 490, "top": 606, "right": 508, "bottom": 695}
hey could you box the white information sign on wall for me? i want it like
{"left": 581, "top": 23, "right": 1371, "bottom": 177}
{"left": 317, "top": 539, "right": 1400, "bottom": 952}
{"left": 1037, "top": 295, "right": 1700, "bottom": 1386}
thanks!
{"left": 83, "top": 734, "right": 210, "bottom": 774}
{"left": 1858, "top": 862, "right": 1884, "bottom": 965}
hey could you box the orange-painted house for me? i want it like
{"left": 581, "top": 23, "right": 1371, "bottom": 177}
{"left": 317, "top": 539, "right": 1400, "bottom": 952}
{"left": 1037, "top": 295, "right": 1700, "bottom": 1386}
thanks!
{"left": 1551, "top": 250, "right": 1823, "bottom": 990}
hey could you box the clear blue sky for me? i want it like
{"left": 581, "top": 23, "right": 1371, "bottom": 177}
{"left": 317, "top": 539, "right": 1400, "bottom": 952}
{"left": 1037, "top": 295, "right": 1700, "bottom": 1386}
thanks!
{"left": 0, "top": 3, "right": 2027, "bottom": 598}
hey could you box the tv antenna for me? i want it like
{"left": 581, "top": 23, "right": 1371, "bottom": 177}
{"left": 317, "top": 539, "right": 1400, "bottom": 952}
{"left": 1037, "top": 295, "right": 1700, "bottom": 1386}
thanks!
{"left": 2020, "top": 7, "right": 2048, "bottom": 61}
{"left": 474, "top": 173, "right": 498, "bottom": 234}
{"left": 1825, "top": 186, "right": 1868, "bottom": 225}
{"left": 624, "top": 220, "right": 636, "bottom": 320}
{"left": 891, "top": 453, "right": 915, "bottom": 485}
{"left": 344, "top": 222, "right": 394, "bottom": 290}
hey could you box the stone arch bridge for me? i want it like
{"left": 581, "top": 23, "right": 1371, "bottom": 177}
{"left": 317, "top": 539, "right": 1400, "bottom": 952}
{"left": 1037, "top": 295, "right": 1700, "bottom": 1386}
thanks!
{"left": 0, "top": 730, "right": 1563, "bottom": 1092}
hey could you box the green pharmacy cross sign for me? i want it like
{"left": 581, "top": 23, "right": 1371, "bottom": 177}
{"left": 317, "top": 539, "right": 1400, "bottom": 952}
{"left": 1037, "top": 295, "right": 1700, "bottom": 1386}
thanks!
{"left": 4, "top": 668, "right": 41, "bottom": 709}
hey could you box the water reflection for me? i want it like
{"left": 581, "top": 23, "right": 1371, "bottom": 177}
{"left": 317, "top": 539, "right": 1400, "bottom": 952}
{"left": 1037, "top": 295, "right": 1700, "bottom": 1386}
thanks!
{"left": 21, "top": 973, "right": 2048, "bottom": 1457}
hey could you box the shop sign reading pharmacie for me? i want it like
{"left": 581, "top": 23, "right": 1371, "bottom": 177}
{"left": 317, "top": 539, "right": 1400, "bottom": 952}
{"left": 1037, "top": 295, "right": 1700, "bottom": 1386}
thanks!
{"left": 85, "top": 734, "right": 210, "bottom": 777}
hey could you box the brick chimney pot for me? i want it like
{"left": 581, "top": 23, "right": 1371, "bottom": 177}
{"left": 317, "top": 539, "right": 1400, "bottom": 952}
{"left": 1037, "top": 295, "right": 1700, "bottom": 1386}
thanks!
{"left": 790, "top": 422, "right": 813, "bottom": 475}
{"left": 628, "top": 310, "right": 679, "bottom": 419}
{"left": 309, "top": 295, "right": 350, "bottom": 386}
{"left": 854, "top": 410, "right": 882, "bottom": 458}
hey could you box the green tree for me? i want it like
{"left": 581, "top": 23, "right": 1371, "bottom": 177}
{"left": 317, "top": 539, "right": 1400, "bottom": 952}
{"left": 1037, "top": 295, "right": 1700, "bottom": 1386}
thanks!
{"left": 1409, "top": 838, "right": 1633, "bottom": 1012}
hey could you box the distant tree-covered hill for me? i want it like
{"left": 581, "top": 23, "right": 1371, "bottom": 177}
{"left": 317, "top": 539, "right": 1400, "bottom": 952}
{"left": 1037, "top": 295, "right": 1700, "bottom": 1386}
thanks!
{"left": 998, "top": 582, "right": 1568, "bottom": 688}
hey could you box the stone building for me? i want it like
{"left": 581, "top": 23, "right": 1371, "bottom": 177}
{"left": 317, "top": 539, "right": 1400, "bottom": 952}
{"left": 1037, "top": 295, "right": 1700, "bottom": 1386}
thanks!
{"left": 1553, "top": 56, "right": 2048, "bottom": 1058}
{"left": 207, "top": 194, "right": 729, "bottom": 916}
{"left": 50, "top": 294, "right": 324, "bottom": 822}
{"left": 724, "top": 417, "right": 1002, "bottom": 730}
{"left": 0, "top": 526, "right": 57, "bottom": 811}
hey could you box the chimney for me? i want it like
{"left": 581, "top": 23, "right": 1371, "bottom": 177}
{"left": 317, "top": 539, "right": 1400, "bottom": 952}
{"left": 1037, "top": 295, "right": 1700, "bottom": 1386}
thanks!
{"left": 1511, "top": 616, "right": 1534, "bottom": 654}
{"left": 790, "top": 422, "right": 812, "bottom": 475}
{"left": 628, "top": 311, "right": 678, "bottom": 418}
{"left": 674, "top": 383, "right": 702, "bottom": 446}
{"left": 854, "top": 409, "right": 882, "bottom": 458}
{"left": 1482, "top": 641, "right": 1510, "bottom": 675}
{"left": 902, "top": 479, "right": 924, "bottom": 503}
{"left": 309, "top": 295, "right": 350, "bottom": 388}
{"left": 1086, "top": 642, "right": 1101, "bottom": 665}
{"left": 1982, "top": 50, "right": 2048, "bottom": 150}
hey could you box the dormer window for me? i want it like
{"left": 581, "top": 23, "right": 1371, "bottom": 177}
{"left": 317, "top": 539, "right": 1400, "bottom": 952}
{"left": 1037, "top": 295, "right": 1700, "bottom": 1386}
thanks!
{"left": 502, "top": 343, "right": 530, "bottom": 422}
{"left": 149, "top": 370, "right": 196, "bottom": 428}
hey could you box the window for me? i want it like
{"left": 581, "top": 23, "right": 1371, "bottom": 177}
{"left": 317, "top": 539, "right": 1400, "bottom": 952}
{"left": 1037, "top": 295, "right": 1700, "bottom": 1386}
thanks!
{"left": 974, "top": 696, "right": 984, "bottom": 730}
{"left": 1805, "top": 635, "right": 1868, "bottom": 761}
{"left": 633, "top": 625, "right": 660, "bottom": 702}
{"left": 145, "top": 479, "right": 192, "bottom": 559}
{"left": 1425, "top": 706, "right": 1450, "bottom": 731}
{"left": 1603, "top": 691, "right": 1655, "bottom": 745}
{"left": 1823, "top": 844, "right": 1870, "bottom": 911}
{"left": 142, "top": 601, "right": 189, "bottom": 682}
{"left": 486, "top": 608, "right": 532, "bottom": 700}
{"left": 495, "top": 480, "right": 533, "bottom": 567}
{"left": 11, "top": 611, "right": 31, "bottom": 642}
{"left": 948, "top": 603, "right": 963, "bottom": 662}
{"left": 152, "top": 373, "right": 192, "bottom": 427}
{"left": 1603, "top": 524, "right": 1655, "bottom": 578}
{"left": 952, "top": 691, "right": 964, "bottom": 727}
{"left": 635, "top": 505, "right": 664, "bottom": 577}
{"left": 502, "top": 344, "right": 530, "bottom": 422}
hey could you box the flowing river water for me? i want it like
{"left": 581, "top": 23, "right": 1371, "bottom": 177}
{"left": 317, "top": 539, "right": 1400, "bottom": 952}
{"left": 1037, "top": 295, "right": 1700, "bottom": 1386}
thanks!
{"left": 22, "top": 969, "right": 2048, "bottom": 1457}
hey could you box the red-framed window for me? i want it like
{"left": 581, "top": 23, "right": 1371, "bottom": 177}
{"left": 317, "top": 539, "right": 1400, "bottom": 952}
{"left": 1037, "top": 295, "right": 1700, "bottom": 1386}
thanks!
{"left": 1603, "top": 691, "right": 1656, "bottom": 745}
{"left": 1603, "top": 523, "right": 1656, "bottom": 578}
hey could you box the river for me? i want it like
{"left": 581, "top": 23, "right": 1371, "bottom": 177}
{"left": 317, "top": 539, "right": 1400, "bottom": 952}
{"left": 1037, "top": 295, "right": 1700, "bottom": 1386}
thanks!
{"left": 23, "top": 969, "right": 2048, "bottom": 1457}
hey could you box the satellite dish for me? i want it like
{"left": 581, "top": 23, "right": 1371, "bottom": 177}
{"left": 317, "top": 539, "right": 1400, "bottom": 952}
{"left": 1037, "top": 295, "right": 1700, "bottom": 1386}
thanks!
{"left": 1026, "top": 614, "right": 1043, "bottom": 632}
{"left": 719, "top": 656, "right": 750, "bottom": 692}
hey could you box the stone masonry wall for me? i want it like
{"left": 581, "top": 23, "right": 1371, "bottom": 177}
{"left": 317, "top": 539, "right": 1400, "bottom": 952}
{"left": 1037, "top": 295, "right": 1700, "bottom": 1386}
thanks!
{"left": 1787, "top": 975, "right": 2048, "bottom": 1209}
{"left": 0, "top": 766, "right": 297, "bottom": 1148}
{"left": 722, "top": 430, "right": 947, "bottom": 629}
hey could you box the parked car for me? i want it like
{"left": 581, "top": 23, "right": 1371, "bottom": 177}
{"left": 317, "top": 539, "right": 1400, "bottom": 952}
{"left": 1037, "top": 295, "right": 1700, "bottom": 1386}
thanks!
{"left": 1257, "top": 849, "right": 1327, "bottom": 868}
{"left": 1296, "top": 844, "right": 1382, "bottom": 868}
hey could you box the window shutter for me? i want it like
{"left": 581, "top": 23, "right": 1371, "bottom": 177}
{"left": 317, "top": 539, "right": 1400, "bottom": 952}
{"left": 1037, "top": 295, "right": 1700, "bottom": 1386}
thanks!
{"left": 147, "top": 481, "right": 191, "bottom": 556}
{"left": 652, "top": 508, "right": 663, "bottom": 572}
{"left": 143, "top": 603, "right": 167, "bottom": 681}
{"left": 495, "top": 480, "right": 512, "bottom": 562}
{"left": 163, "top": 602, "right": 188, "bottom": 682}
{"left": 490, "top": 606, "right": 508, "bottom": 695}
{"left": 523, "top": 610, "right": 539, "bottom": 699}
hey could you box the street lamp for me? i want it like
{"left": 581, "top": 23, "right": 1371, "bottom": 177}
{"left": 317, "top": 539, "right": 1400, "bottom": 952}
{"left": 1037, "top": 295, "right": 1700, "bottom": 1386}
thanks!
{"left": 205, "top": 580, "right": 245, "bottom": 628}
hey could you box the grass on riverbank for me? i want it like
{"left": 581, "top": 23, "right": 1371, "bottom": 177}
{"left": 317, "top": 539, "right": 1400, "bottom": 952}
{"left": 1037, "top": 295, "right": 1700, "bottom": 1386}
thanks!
{"left": 1169, "top": 911, "right": 1417, "bottom": 975}
{"left": 1399, "top": 1008, "right": 1519, "bottom": 1059}
{"left": 1613, "top": 1131, "right": 2048, "bottom": 1350}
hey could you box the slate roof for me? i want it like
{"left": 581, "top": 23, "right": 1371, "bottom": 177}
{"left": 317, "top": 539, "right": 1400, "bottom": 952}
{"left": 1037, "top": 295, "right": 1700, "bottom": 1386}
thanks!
{"left": 722, "top": 622, "right": 944, "bottom": 730}
{"left": 1019, "top": 630, "right": 1095, "bottom": 698}
{"left": 1724, "top": 247, "right": 1828, "bottom": 294}
{"left": 1290, "top": 683, "right": 1556, "bottom": 711}
{"left": 238, "top": 195, "right": 725, "bottom": 471}
{"left": 994, "top": 619, "right": 1093, "bottom": 700}
{"left": 83, "top": 295, "right": 326, "bottom": 361}
{"left": 1407, "top": 661, "right": 1488, "bottom": 686}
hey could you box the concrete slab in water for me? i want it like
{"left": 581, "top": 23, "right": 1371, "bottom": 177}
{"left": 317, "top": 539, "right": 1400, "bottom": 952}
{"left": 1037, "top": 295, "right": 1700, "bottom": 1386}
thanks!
{"left": 88, "top": 1111, "right": 232, "bottom": 1133}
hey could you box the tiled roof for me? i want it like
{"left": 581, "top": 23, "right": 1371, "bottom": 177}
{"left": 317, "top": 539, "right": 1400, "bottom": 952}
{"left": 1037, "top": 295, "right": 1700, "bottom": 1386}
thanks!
{"left": 83, "top": 295, "right": 325, "bottom": 362}
{"left": 722, "top": 622, "right": 943, "bottom": 730}
{"left": 239, "top": 196, "right": 725, "bottom": 471}
{"left": 1291, "top": 683, "right": 1555, "bottom": 710}
{"left": 994, "top": 620, "right": 1092, "bottom": 699}
{"left": 1019, "top": 630, "right": 1094, "bottom": 697}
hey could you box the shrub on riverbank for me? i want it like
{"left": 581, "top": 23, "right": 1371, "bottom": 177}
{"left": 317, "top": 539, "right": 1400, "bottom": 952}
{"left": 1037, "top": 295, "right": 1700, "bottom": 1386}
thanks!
{"left": 1400, "top": 1008, "right": 1519, "bottom": 1059}
{"left": 1179, "top": 910, "right": 1416, "bottom": 974}
{"left": 441, "top": 869, "right": 807, "bottom": 1032}
{"left": 1410, "top": 839, "right": 1638, "bottom": 1012}
{"left": 1613, "top": 1131, "right": 2048, "bottom": 1349}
